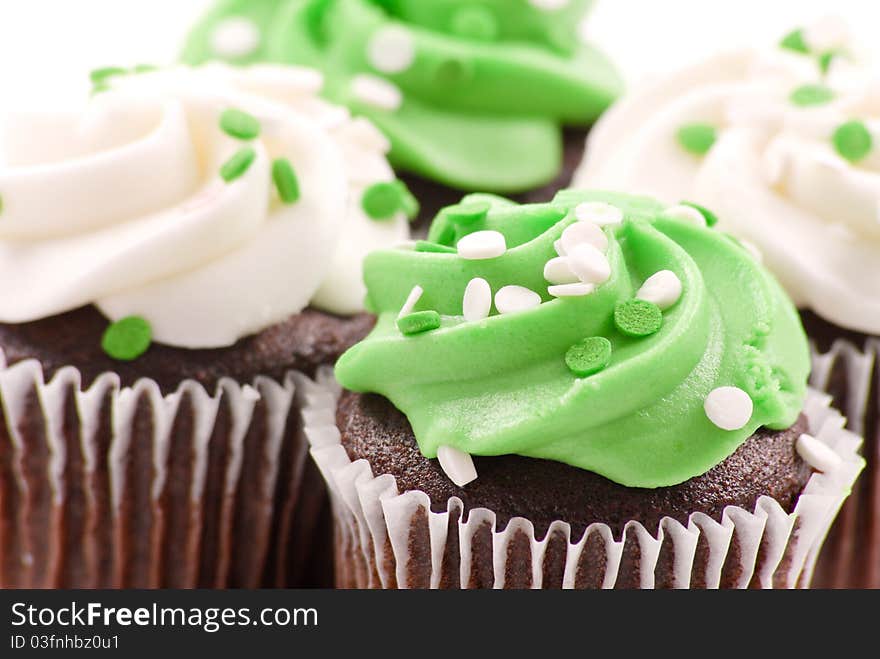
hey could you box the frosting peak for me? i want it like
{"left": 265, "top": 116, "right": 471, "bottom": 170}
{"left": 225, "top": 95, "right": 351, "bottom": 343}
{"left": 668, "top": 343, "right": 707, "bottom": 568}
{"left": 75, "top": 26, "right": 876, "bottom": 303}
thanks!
{"left": 575, "top": 23, "right": 880, "bottom": 334}
{"left": 0, "top": 65, "right": 410, "bottom": 349}
{"left": 335, "top": 191, "right": 810, "bottom": 488}
{"left": 182, "top": 0, "right": 622, "bottom": 192}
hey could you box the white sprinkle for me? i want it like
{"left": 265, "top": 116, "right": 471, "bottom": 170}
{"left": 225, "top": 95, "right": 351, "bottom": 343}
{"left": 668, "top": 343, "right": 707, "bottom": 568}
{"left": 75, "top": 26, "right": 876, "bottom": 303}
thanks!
{"left": 336, "top": 116, "right": 391, "bottom": 152}
{"left": 548, "top": 283, "right": 595, "bottom": 297}
{"left": 561, "top": 220, "right": 608, "bottom": 253}
{"left": 211, "top": 17, "right": 261, "bottom": 58}
{"left": 636, "top": 270, "right": 682, "bottom": 310}
{"left": 398, "top": 285, "right": 423, "bottom": 319}
{"left": 704, "top": 387, "right": 753, "bottom": 431}
{"left": 457, "top": 230, "right": 506, "bottom": 260}
{"left": 567, "top": 243, "right": 611, "bottom": 284}
{"left": 494, "top": 285, "right": 542, "bottom": 315}
{"left": 543, "top": 256, "right": 579, "bottom": 285}
{"left": 529, "top": 0, "right": 571, "bottom": 10}
{"left": 574, "top": 202, "right": 624, "bottom": 226}
{"left": 463, "top": 278, "right": 492, "bottom": 322}
{"left": 554, "top": 239, "right": 567, "bottom": 256}
{"left": 367, "top": 25, "right": 416, "bottom": 74}
{"left": 437, "top": 445, "right": 478, "bottom": 487}
{"left": 351, "top": 74, "right": 403, "bottom": 111}
{"left": 664, "top": 204, "right": 706, "bottom": 227}
{"left": 796, "top": 433, "right": 843, "bottom": 473}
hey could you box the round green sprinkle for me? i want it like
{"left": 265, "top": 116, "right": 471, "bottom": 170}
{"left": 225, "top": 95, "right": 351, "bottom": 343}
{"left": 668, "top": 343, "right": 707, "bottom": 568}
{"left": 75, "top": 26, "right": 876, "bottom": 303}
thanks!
{"left": 272, "top": 158, "right": 300, "bottom": 204}
{"left": 220, "top": 147, "right": 256, "bottom": 183}
{"left": 780, "top": 28, "right": 809, "bottom": 54}
{"left": 220, "top": 108, "right": 261, "bottom": 140}
{"left": 614, "top": 300, "right": 663, "bottom": 338}
{"left": 101, "top": 316, "right": 152, "bottom": 362}
{"left": 415, "top": 240, "right": 456, "bottom": 254}
{"left": 832, "top": 120, "right": 873, "bottom": 162}
{"left": 362, "top": 182, "right": 402, "bottom": 220}
{"left": 676, "top": 123, "right": 717, "bottom": 156}
{"left": 394, "top": 180, "right": 420, "bottom": 220}
{"left": 789, "top": 84, "right": 834, "bottom": 107}
{"left": 565, "top": 337, "right": 612, "bottom": 378}
{"left": 681, "top": 201, "right": 718, "bottom": 227}
{"left": 90, "top": 67, "right": 126, "bottom": 84}
{"left": 443, "top": 200, "right": 491, "bottom": 226}
{"left": 397, "top": 310, "right": 441, "bottom": 336}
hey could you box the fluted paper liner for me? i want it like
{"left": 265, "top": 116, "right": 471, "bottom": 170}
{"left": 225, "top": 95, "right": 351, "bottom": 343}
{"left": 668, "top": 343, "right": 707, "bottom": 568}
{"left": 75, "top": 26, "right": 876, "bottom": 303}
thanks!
{"left": 809, "top": 338, "right": 878, "bottom": 588}
{"left": 302, "top": 368, "right": 863, "bottom": 589}
{"left": 0, "top": 352, "right": 328, "bottom": 588}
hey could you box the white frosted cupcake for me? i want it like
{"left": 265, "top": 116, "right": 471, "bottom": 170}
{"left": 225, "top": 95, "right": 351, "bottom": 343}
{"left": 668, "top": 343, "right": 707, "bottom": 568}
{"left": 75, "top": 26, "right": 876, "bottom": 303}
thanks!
{"left": 574, "top": 19, "right": 877, "bottom": 587}
{"left": 0, "top": 64, "right": 412, "bottom": 588}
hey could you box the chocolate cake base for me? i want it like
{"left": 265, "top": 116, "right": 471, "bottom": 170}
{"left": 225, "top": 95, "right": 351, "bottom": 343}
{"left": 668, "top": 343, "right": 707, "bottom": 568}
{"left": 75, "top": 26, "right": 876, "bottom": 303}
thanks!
{"left": 404, "top": 127, "right": 589, "bottom": 236}
{"left": 334, "top": 391, "right": 814, "bottom": 588}
{"left": 799, "top": 310, "right": 879, "bottom": 589}
{"left": 0, "top": 305, "right": 373, "bottom": 589}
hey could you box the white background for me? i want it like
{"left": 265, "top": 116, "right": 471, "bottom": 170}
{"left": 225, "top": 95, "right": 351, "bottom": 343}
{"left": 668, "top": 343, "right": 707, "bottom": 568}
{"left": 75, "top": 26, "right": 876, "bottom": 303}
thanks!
{"left": 1, "top": 0, "right": 880, "bottom": 109}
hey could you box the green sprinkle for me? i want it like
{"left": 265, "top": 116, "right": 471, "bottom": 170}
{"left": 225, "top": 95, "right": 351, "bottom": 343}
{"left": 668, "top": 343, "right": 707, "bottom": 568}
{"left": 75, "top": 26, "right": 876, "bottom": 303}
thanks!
{"left": 90, "top": 67, "right": 126, "bottom": 84}
{"left": 393, "top": 180, "right": 420, "bottom": 220}
{"left": 272, "top": 158, "right": 300, "bottom": 204}
{"left": 614, "top": 300, "right": 663, "bottom": 338}
{"left": 790, "top": 84, "right": 834, "bottom": 107}
{"left": 91, "top": 83, "right": 111, "bottom": 96}
{"left": 677, "top": 123, "right": 717, "bottom": 155}
{"left": 101, "top": 316, "right": 152, "bottom": 362}
{"left": 397, "top": 310, "right": 441, "bottom": 336}
{"left": 832, "top": 120, "right": 873, "bottom": 162}
{"left": 362, "top": 182, "right": 402, "bottom": 220}
{"left": 415, "top": 240, "right": 456, "bottom": 254}
{"left": 818, "top": 51, "right": 835, "bottom": 74}
{"left": 780, "top": 28, "right": 809, "bottom": 54}
{"left": 133, "top": 64, "right": 158, "bottom": 74}
{"left": 220, "top": 147, "right": 256, "bottom": 182}
{"left": 681, "top": 201, "right": 718, "bottom": 227}
{"left": 565, "top": 337, "right": 612, "bottom": 377}
{"left": 220, "top": 108, "right": 261, "bottom": 140}
{"left": 443, "top": 200, "right": 491, "bottom": 226}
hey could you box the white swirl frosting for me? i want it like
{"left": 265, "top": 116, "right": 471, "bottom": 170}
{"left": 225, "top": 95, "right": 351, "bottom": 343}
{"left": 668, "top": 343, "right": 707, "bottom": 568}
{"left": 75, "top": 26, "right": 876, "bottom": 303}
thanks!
{"left": 0, "top": 64, "right": 409, "bottom": 348}
{"left": 575, "top": 38, "right": 880, "bottom": 334}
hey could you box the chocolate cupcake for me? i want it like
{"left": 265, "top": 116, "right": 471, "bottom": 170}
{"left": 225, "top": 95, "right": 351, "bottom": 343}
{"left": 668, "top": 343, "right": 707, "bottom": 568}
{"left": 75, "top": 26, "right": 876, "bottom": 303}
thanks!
{"left": 574, "top": 19, "right": 879, "bottom": 588}
{"left": 181, "top": 0, "right": 623, "bottom": 228}
{"left": 302, "top": 190, "right": 863, "bottom": 589}
{"left": 0, "top": 64, "right": 411, "bottom": 588}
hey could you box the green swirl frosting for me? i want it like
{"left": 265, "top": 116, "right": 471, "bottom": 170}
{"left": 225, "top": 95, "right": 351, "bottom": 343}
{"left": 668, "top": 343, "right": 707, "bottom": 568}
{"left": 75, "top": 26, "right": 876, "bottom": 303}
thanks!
{"left": 335, "top": 191, "right": 810, "bottom": 488}
{"left": 181, "top": 0, "right": 622, "bottom": 192}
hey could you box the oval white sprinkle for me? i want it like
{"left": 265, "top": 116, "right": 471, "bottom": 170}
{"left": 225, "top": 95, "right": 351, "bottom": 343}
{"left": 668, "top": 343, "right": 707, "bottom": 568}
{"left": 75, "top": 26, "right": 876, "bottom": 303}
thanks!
{"left": 437, "top": 445, "right": 478, "bottom": 487}
{"left": 567, "top": 243, "right": 611, "bottom": 284}
{"left": 636, "top": 270, "right": 682, "bottom": 310}
{"left": 548, "top": 282, "right": 595, "bottom": 297}
{"left": 457, "top": 230, "right": 506, "bottom": 260}
{"left": 495, "top": 285, "right": 541, "bottom": 315}
{"left": 543, "top": 256, "right": 579, "bottom": 285}
{"left": 398, "top": 285, "right": 423, "bottom": 319}
{"left": 211, "top": 17, "right": 261, "bottom": 58}
{"left": 561, "top": 220, "right": 608, "bottom": 253}
{"left": 664, "top": 204, "right": 706, "bottom": 227}
{"left": 366, "top": 25, "right": 416, "bottom": 74}
{"left": 463, "top": 278, "right": 492, "bottom": 322}
{"left": 796, "top": 433, "right": 843, "bottom": 473}
{"left": 351, "top": 74, "right": 403, "bottom": 111}
{"left": 574, "top": 202, "right": 624, "bottom": 226}
{"left": 529, "top": 0, "right": 571, "bottom": 10}
{"left": 704, "top": 386, "right": 753, "bottom": 431}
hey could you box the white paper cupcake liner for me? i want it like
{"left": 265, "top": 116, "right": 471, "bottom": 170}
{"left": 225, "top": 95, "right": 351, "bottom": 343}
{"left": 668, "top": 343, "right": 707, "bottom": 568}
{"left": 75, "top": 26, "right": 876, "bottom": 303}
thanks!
{"left": 809, "top": 337, "right": 879, "bottom": 588}
{"left": 0, "top": 352, "right": 327, "bottom": 589}
{"left": 301, "top": 368, "right": 864, "bottom": 589}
